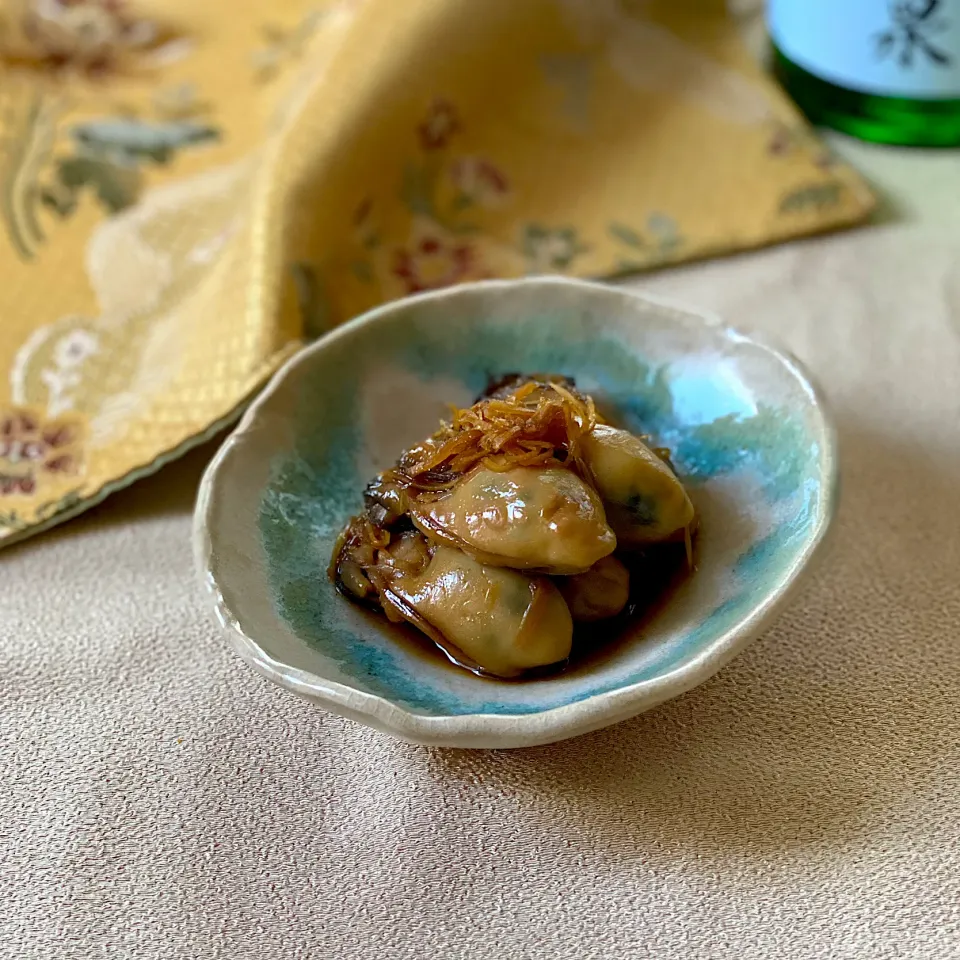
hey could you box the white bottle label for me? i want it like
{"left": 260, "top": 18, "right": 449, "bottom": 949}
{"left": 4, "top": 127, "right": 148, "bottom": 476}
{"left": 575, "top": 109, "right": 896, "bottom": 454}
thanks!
{"left": 769, "top": 0, "right": 960, "bottom": 98}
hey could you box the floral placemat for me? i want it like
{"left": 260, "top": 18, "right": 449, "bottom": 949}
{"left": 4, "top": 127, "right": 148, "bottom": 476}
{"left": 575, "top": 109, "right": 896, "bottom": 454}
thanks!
{"left": 0, "top": 0, "right": 874, "bottom": 547}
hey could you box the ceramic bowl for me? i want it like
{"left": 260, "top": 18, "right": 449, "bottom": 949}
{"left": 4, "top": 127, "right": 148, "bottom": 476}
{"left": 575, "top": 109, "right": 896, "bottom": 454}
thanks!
{"left": 194, "top": 277, "right": 837, "bottom": 748}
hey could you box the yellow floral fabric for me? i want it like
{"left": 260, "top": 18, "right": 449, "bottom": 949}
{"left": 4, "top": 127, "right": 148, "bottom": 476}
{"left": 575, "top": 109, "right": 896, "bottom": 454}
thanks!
{"left": 0, "top": 0, "right": 874, "bottom": 546}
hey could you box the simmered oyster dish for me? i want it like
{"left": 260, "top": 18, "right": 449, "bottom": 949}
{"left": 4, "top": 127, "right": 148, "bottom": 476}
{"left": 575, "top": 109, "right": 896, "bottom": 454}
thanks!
{"left": 330, "top": 375, "right": 696, "bottom": 679}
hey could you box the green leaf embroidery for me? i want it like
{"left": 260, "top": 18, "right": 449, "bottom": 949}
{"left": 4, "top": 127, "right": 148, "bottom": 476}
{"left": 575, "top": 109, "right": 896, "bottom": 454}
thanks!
{"left": 2, "top": 99, "right": 221, "bottom": 258}
{"left": 657, "top": 235, "right": 682, "bottom": 255}
{"left": 0, "top": 487, "right": 84, "bottom": 535}
{"left": 70, "top": 119, "right": 220, "bottom": 165}
{"left": 608, "top": 215, "right": 683, "bottom": 263}
{"left": 647, "top": 212, "right": 682, "bottom": 249}
{"left": 779, "top": 182, "right": 843, "bottom": 214}
{"left": 400, "top": 161, "right": 437, "bottom": 217}
{"left": 39, "top": 186, "right": 77, "bottom": 218}
{"left": 350, "top": 260, "right": 373, "bottom": 284}
{"left": 36, "top": 489, "right": 84, "bottom": 520}
{"left": 608, "top": 221, "right": 647, "bottom": 249}
{"left": 0, "top": 89, "right": 58, "bottom": 260}
{"left": 451, "top": 192, "right": 473, "bottom": 213}
{"left": 253, "top": 9, "right": 327, "bottom": 81}
{"left": 522, "top": 223, "right": 586, "bottom": 270}
{"left": 52, "top": 155, "right": 141, "bottom": 214}
{"left": 290, "top": 261, "right": 333, "bottom": 339}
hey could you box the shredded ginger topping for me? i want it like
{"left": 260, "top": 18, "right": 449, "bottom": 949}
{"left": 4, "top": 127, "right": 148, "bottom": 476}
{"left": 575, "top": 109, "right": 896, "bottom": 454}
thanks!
{"left": 398, "top": 381, "right": 600, "bottom": 485}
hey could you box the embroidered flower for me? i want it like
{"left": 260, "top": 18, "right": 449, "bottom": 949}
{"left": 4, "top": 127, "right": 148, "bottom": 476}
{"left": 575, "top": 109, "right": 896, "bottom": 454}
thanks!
{"left": 27, "top": 324, "right": 102, "bottom": 417}
{"left": 767, "top": 124, "right": 793, "bottom": 157}
{"left": 768, "top": 122, "right": 837, "bottom": 169}
{"left": 392, "top": 219, "right": 474, "bottom": 293}
{"left": 418, "top": 98, "right": 459, "bottom": 150}
{"left": 53, "top": 329, "right": 99, "bottom": 368}
{"left": 21, "top": 0, "right": 158, "bottom": 74}
{"left": 450, "top": 157, "right": 510, "bottom": 208}
{"left": 521, "top": 223, "right": 585, "bottom": 272}
{"left": 646, "top": 212, "right": 682, "bottom": 255}
{"left": 0, "top": 407, "right": 85, "bottom": 496}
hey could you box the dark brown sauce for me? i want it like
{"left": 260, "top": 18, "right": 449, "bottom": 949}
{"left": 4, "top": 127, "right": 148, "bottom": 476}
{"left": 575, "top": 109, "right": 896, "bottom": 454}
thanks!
{"left": 351, "top": 604, "right": 484, "bottom": 674}
{"left": 564, "top": 540, "right": 692, "bottom": 679}
{"left": 339, "top": 376, "right": 696, "bottom": 682}
{"left": 351, "top": 540, "right": 694, "bottom": 684}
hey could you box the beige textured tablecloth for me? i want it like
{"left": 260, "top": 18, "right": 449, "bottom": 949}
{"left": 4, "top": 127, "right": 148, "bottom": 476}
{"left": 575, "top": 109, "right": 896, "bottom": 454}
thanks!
{"left": 5, "top": 130, "right": 960, "bottom": 958}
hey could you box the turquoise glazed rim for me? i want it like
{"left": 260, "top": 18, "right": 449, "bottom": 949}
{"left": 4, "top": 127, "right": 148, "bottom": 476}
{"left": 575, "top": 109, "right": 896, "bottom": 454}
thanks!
{"left": 194, "top": 277, "right": 838, "bottom": 748}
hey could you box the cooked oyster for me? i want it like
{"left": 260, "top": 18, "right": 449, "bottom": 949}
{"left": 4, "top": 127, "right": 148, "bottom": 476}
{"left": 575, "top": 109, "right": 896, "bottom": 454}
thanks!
{"left": 384, "top": 546, "right": 573, "bottom": 678}
{"left": 581, "top": 425, "right": 694, "bottom": 545}
{"left": 557, "top": 555, "right": 631, "bottom": 622}
{"left": 330, "top": 373, "right": 696, "bottom": 679}
{"left": 409, "top": 466, "right": 616, "bottom": 575}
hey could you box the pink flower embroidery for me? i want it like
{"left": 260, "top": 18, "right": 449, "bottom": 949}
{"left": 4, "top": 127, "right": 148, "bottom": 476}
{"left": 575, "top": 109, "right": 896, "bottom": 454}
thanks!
{"left": 0, "top": 407, "right": 85, "bottom": 497}
{"left": 450, "top": 157, "right": 510, "bottom": 208}
{"left": 418, "top": 98, "right": 459, "bottom": 151}
{"left": 0, "top": 475, "right": 36, "bottom": 496}
{"left": 392, "top": 222, "right": 473, "bottom": 294}
{"left": 767, "top": 126, "right": 792, "bottom": 157}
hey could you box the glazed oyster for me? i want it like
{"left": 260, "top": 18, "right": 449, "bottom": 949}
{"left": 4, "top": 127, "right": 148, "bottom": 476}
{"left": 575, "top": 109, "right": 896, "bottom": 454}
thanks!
{"left": 330, "top": 374, "right": 695, "bottom": 679}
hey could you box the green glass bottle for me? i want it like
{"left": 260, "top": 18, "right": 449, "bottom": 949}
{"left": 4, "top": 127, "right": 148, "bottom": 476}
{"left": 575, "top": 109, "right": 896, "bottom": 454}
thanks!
{"left": 769, "top": 0, "right": 960, "bottom": 146}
